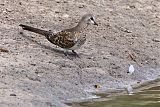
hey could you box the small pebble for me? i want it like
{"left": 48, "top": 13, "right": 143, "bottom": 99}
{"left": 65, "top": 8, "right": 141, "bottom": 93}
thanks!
{"left": 19, "top": 31, "right": 23, "bottom": 34}
{"left": 79, "top": 5, "right": 85, "bottom": 8}
{"left": 152, "top": 38, "right": 160, "bottom": 42}
{"left": 0, "top": 3, "right": 4, "bottom": 6}
{"left": 30, "top": 63, "right": 36, "bottom": 66}
{"left": 129, "top": 5, "right": 135, "bottom": 9}
{"left": 0, "top": 48, "right": 9, "bottom": 53}
{"left": 55, "top": 11, "right": 60, "bottom": 13}
{"left": 19, "top": 2, "right": 22, "bottom": 5}
{"left": 10, "top": 94, "right": 16, "bottom": 96}
{"left": 94, "top": 84, "right": 101, "bottom": 89}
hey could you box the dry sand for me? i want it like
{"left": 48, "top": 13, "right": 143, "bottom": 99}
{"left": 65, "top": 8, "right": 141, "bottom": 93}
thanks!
{"left": 0, "top": 0, "right": 160, "bottom": 107}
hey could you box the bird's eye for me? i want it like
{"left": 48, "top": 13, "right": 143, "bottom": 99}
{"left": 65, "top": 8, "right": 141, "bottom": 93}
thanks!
{"left": 90, "top": 17, "right": 94, "bottom": 20}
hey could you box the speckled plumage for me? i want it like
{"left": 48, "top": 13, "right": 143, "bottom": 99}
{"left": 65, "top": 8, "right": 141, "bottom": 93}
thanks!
{"left": 19, "top": 14, "right": 97, "bottom": 55}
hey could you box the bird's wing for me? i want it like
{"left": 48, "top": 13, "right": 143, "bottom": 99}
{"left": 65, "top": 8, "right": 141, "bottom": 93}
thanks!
{"left": 48, "top": 31, "right": 79, "bottom": 49}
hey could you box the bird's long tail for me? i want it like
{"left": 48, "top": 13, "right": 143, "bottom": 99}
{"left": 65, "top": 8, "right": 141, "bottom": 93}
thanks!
{"left": 19, "top": 24, "right": 51, "bottom": 36}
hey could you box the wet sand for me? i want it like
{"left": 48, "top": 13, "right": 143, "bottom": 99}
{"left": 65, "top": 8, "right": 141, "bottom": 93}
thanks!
{"left": 0, "top": 0, "right": 160, "bottom": 106}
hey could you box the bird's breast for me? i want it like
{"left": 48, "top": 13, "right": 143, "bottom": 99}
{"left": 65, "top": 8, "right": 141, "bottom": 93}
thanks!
{"left": 69, "top": 35, "right": 86, "bottom": 50}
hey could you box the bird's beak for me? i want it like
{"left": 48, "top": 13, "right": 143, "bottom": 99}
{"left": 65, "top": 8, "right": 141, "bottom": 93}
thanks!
{"left": 93, "top": 21, "right": 98, "bottom": 26}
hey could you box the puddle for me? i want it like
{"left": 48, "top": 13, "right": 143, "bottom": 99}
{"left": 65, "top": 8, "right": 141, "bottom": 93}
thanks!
{"left": 67, "top": 78, "right": 160, "bottom": 107}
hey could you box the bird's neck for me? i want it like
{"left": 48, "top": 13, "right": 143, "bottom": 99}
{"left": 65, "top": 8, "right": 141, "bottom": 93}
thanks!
{"left": 73, "top": 20, "right": 88, "bottom": 31}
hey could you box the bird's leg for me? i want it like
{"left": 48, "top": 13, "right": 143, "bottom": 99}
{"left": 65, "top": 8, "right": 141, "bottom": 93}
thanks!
{"left": 64, "top": 50, "right": 73, "bottom": 60}
{"left": 72, "top": 50, "right": 77, "bottom": 54}
{"left": 64, "top": 50, "right": 80, "bottom": 59}
{"left": 64, "top": 49, "right": 69, "bottom": 56}
{"left": 64, "top": 52, "right": 68, "bottom": 56}
{"left": 72, "top": 50, "right": 80, "bottom": 58}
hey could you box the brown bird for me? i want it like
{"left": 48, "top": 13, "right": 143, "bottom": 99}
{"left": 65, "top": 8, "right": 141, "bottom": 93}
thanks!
{"left": 19, "top": 14, "right": 98, "bottom": 57}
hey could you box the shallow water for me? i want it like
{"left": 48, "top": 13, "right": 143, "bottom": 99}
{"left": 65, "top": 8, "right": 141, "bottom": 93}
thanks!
{"left": 69, "top": 79, "right": 160, "bottom": 107}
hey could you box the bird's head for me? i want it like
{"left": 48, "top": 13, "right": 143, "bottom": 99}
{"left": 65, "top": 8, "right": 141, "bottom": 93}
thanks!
{"left": 81, "top": 14, "right": 98, "bottom": 26}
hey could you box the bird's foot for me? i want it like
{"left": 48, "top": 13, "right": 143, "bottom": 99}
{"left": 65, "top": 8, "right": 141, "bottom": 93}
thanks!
{"left": 64, "top": 52, "right": 74, "bottom": 60}
{"left": 64, "top": 50, "right": 80, "bottom": 59}
{"left": 72, "top": 50, "right": 80, "bottom": 58}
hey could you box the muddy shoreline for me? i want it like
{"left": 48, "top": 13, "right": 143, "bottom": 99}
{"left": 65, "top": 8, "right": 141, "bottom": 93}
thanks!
{"left": 69, "top": 78, "right": 160, "bottom": 107}
{"left": 66, "top": 77, "right": 160, "bottom": 106}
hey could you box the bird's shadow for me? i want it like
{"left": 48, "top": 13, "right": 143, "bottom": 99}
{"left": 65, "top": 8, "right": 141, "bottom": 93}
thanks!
{"left": 19, "top": 32, "right": 79, "bottom": 57}
{"left": 20, "top": 32, "right": 65, "bottom": 55}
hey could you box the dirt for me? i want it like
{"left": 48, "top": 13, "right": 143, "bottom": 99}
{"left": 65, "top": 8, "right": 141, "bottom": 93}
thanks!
{"left": 0, "top": 0, "right": 160, "bottom": 107}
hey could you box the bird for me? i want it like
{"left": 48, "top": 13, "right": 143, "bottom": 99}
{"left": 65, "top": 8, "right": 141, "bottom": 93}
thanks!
{"left": 19, "top": 14, "right": 98, "bottom": 57}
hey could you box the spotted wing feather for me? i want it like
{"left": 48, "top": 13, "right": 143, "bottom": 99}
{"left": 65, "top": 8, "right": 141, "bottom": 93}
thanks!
{"left": 47, "top": 31, "right": 78, "bottom": 49}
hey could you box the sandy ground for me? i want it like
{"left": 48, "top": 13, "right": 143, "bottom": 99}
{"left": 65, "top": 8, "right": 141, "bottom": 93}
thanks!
{"left": 0, "top": 0, "right": 160, "bottom": 107}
